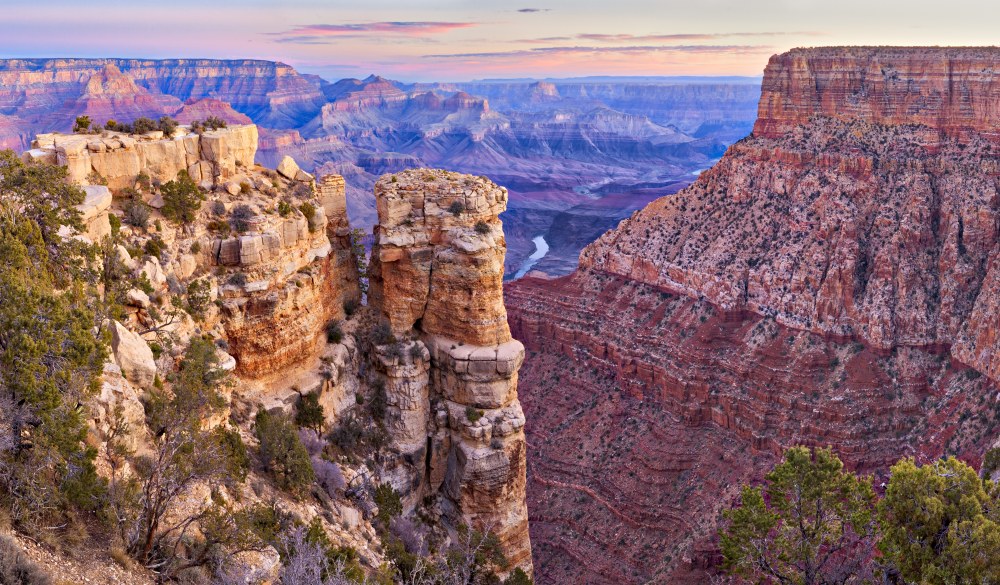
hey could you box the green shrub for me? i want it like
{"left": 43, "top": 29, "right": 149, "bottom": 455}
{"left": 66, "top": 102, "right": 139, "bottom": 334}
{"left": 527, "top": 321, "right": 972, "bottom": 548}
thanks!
{"left": 131, "top": 117, "right": 157, "bottom": 134}
{"left": 326, "top": 321, "right": 343, "bottom": 344}
{"left": 160, "top": 171, "right": 205, "bottom": 224}
{"left": 157, "top": 116, "right": 178, "bottom": 136}
{"left": 72, "top": 115, "right": 92, "bottom": 134}
{"left": 204, "top": 116, "right": 227, "bottom": 130}
{"left": 227, "top": 272, "right": 248, "bottom": 287}
{"left": 299, "top": 202, "right": 318, "bottom": 232}
{"left": 122, "top": 198, "right": 150, "bottom": 228}
{"left": 343, "top": 298, "right": 359, "bottom": 317}
{"left": 135, "top": 171, "right": 151, "bottom": 192}
{"left": 295, "top": 391, "right": 325, "bottom": 434}
{"left": 254, "top": 410, "right": 315, "bottom": 494}
{"left": 371, "top": 322, "right": 395, "bottom": 345}
{"left": 369, "top": 380, "right": 387, "bottom": 421}
{"left": 143, "top": 235, "right": 166, "bottom": 258}
{"left": 207, "top": 219, "right": 231, "bottom": 235}
{"left": 214, "top": 426, "right": 250, "bottom": 484}
{"left": 240, "top": 182, "right": 251, "bottom": 195}
{"left": 278, "top": 199, "right": 293, "bottom": 217}
{"left": 475, "top": 220, "right": 491, "bottom": 235}
{"left": 465, "top": 406, "right": 483, "bottom": 423}
{"left": 448, "top": 201, "right": 464, "bottom": 216}
{"left": 504, "top": 568, "right": 533, "bottom": 585}
{"left": 373, "top": 484, "right": 402, "bottom": 526}
{"left": 230, "top": 204, "right": 256, "bottom": 233}
{"left": 108, "top": 213, "right": 121, "bottom": 236}
{"left": 186, "top": 278, "right": 212, "bottom": 318}
{"left": 385, "top": 342, "right": 404, "bottom": 361}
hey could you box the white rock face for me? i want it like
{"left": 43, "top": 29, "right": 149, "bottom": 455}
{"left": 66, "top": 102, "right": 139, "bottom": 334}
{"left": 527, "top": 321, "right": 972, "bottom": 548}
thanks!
{"left": 92, "top": 362, "right": 148, "bottom": 453}
{"left": 276, "top": 155, "right": 301, "bottom": 180}
{"left": 78, "top": 185, "right": 113, "bottom": 241}
{"left": 34, "top": 125, "right": 259, "bottom": 189}
{"left": 110, "top": 321, "right": 157, "bottom": 389}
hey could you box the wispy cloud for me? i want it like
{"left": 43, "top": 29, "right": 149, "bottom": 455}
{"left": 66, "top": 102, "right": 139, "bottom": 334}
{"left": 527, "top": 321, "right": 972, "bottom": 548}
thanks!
{"left": 271, "top": 21, "right": 478, "bottom": 44}
{"left": 426, "top": 44, "right": 773, "bottom": 60}
{"left": 519, "top": 31, "right": 823, "bottom": 44}
{"left": 517, "top": 8, "right": 550, "bottom": 12}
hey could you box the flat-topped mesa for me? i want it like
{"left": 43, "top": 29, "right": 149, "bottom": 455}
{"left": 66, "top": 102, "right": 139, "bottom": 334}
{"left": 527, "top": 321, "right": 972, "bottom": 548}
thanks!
{"left": 754, "top": 47, "right": 1000, "bottom": 143}
{"left": 25, "top": 124, "right": 258, "bottom": 190}
{"left": 369, "top": 169, "right": 511, "bottom": 346}
{"left": 368, "top": 169, "right": 532, "bottom": 575}
{"left": 581, "top": 47, "right": 1000, "bottom": 381}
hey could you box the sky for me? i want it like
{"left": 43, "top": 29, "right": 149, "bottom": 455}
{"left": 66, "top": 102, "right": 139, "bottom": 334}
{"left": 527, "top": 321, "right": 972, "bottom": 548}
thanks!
{"left": 1, "top": 0, "right": 999, "bottom": 82}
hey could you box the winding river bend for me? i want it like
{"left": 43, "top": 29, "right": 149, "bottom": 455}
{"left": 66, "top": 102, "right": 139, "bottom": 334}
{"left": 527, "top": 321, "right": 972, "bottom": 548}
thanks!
{"left": 511, "top": 235, "right": 550, "bottom": 280}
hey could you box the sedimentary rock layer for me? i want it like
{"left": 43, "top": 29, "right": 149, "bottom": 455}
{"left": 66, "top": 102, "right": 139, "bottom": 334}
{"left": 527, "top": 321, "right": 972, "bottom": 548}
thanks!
{"left": 504, "top": 47, "right": 1000, "bottom": 583}
{"left": 369, "top": 169, "right": 532, "bottom": 574}
{"left": 369, "top": 170, "right": 511, "bottom": 346}
{"left": 754, "top": 47, "right": 1000, "bottom": 143}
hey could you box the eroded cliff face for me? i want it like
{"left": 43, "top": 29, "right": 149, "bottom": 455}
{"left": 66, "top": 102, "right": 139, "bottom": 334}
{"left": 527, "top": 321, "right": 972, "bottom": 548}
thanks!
{"left": 369, "top": 170, "right": 532, "bottom": 573}
{"left": 28, "top": 124, "right": 259, "bottom": 190}
{"left": 505, "top": 47, "right": 1000, "bottom": 584}
{"left": 32, "top": 124, "right": 361, "bottom": 381}
{"left": 754, "top": 47, "right": 1000, "bottom": 143}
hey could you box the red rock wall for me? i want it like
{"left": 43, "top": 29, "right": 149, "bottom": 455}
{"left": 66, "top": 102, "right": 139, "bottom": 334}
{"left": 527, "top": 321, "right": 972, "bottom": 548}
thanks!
{"left": 504, "top": 47, "right": 1000, "bottom": 584}
{"left": 754, "top": 47, "right": 1000, "bottom": 143}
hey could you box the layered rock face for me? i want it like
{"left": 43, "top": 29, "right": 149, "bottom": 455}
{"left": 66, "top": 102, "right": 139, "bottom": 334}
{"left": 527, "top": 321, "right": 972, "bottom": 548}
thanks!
{"left": 0, "top": 58, "right": 325, "bottom": 133}
{"left": 207, "top": 189, "right": 356, "bottom": 379}
{"left": 754, "top": 47, "right": 1000, "bottom": 143}
{"left": 29, "top": 123, "right": 359, "bottom": 380}
{"left": 369, "top": 170, "right": 532, "bottom": 573}
{"left": 505, "top": 47, "right": 1000, "bottom": 583}
{"left": 28, "top": 124, "right": 258, "bottom": 190}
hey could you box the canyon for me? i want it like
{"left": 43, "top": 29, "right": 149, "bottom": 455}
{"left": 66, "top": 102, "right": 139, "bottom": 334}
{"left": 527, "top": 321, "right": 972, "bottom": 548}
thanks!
{"left": 0, "top": 58, "right": 759, "bottom": 276}
{"left": 20, "top": 121, "right": 531, "bottom": 579}
{"left": 505, "top": 47, "right": 1000, "bottom": 583}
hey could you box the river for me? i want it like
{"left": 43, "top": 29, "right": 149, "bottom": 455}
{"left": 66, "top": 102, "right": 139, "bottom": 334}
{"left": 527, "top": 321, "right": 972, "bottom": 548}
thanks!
{"left": 511, "top": 235, "right": 550, "bottom": 280}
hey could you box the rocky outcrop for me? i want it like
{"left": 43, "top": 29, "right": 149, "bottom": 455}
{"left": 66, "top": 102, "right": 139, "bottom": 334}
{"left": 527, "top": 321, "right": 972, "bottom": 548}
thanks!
{"left": 754, "top": 47, "right": 1000, "bottom": 143}
{"left": 369, "top": 171, "right": 511, "bottom": 346}
{"left": 194, "top": 168, "right": 359, "bottom": 379}
{"left": 369, "top": 170, "right": 532, "bottom": 574}
{"left": 77, "top": 185, "right": 113, "bottom": 241}
{"left": 581, "top": 117, "right": 1000, "bottom": 374}
{"left": 29, "top": 124, "right": 258, "bottom": 190}
{"left": 504, "top": 47, "right": 1000, "bottom": 583}
{"left": 110, "top": 320, "right": 157, "bottom": 389}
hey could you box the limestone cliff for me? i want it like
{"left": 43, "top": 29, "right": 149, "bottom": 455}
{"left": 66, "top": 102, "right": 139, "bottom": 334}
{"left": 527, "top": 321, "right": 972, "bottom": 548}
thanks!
{"left": 505, "top": 47, "right": 1000, "bottom": 583}
{"left": 30, "top": 124, "right": 360, "bottom": 380}
{"left": 368, "top": 169, "right": 532, "bottom": 574}
{"left": 27, "top": 124, "right": 258, "bottom": 190}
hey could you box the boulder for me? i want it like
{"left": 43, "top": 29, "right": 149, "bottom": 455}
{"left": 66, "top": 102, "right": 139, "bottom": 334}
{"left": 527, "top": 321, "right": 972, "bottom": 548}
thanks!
{"left": 110, "top": 321, "right": 157, "bottom": 389}
{"left": 276, "top": 155, "right": 301, "bottom": 180}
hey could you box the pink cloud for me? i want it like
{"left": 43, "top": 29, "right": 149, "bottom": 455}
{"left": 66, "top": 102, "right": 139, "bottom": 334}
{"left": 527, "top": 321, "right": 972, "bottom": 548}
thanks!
{"left": 272, "top": 21, "right": 478, "bottom": 44}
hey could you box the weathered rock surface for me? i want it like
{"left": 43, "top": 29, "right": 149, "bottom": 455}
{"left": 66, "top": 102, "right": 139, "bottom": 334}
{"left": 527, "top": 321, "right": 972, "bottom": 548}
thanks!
{"left": 504, "top": 47, "right": 1000, "bottom": 584}
{"left": 110, "top": 320, "right": 157, "bottom": 389}
{"left": 32, "top": 124, "right": 258, "bottom": 189}
{"left": 369, "top": 170, "right": 532, "bottom": 575}
{"left": 202, "top": 173, "right": 359, "bottom": 379}
{"left": 78, "top": 185, "right": 113, "bottom": 241}
{"left": 369, "top": 170, "right": 511, "bottom": 346}
{"left": 754, "top": 47, "right": 1000, "bottom": 143}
